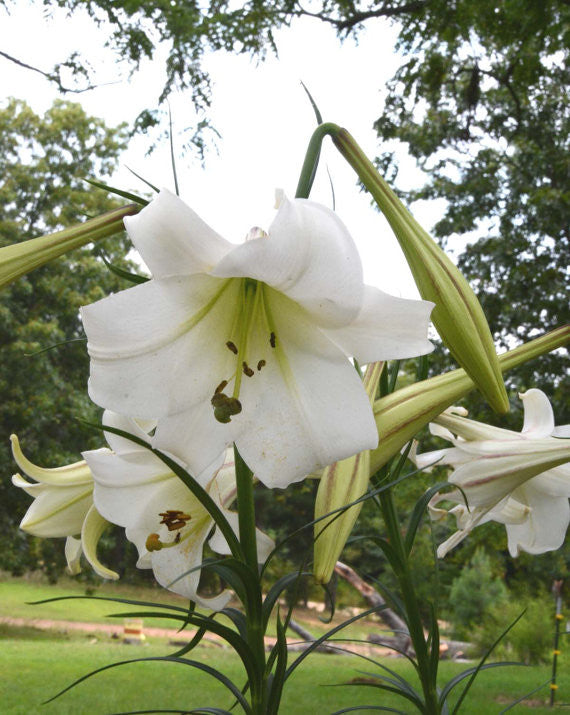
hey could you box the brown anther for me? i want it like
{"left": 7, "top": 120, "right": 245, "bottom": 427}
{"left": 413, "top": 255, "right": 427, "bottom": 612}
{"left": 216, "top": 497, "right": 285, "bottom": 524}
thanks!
{"left": 226, "top": 340, "right": 238, "bottom": 354}
{"left": 159, "top": 510, "right": 192, "bottom": 532}
{"left": 215, "top": 379, "right": 228, "bottom": 394}
{"left": 270, "top": 332, "right": 276, "bottom": 348}
{"left": 242, "top": 361, "right": 254, "bottom": 377}
{"left": 174, "top": 532, "right": 182, "bottom": 544}
{"left": 257, "top": 359, "right": 266, "bottom": 371}
{"left": 146, "top": 533, "right": 163, "bottom": 552}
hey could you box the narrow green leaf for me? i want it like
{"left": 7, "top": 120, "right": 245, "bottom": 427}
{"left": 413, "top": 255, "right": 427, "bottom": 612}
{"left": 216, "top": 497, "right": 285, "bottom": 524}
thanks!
{"left": 404, "top": 481, "right": 450, "bottom": 555}
{"left": 84, "top": 178, "right": 149, "bottom": 205}
{"left": 43, "top": 656, "right": 251, "bottom": 713}
{"left": 126, "top": 165, "right": 160, "bottom": 193}
{"left": 101, "top": 254, "right": 149, "bottom": 284}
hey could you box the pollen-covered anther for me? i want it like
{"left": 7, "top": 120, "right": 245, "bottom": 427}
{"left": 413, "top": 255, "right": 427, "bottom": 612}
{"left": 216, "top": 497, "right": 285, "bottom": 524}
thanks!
{"left": 226, "top": 341, "right": 238, "bottom": 355}
{"left": 257, "top": 360, "right": 266, "bottom": 371}
{"left": 146, "top": 533, "right": 164, "bottom": 552}
{"left": 159, "top": 509, "right": 192, "bottom": 531}
{"left": 269, "top": 332, "right": 276, "bottom": 348}
{"left": 243, "top": 361, "right": 254, "bottom": 377}
{"left": 211, "top": 391, "right": 242, "bottom": 423}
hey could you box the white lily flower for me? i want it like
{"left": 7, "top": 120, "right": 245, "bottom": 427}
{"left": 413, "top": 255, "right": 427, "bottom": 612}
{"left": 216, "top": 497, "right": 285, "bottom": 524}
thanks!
{"left": 10, "top": 435, "right": 117, "bottom": 580}
{"left": 414, "top": 389, "right": 570, "bottom": 557}
{"left": 84, "top": 412, "right": 274, "bottom": 609}
{"left": 81, "top": 189, "right": 433, "bottom": 488}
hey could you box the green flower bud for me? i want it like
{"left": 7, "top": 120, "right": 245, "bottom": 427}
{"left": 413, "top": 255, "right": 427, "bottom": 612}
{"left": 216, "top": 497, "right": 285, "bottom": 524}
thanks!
{"left": 332, "top": 127, "right": 509, "bottom": 415}
{"left": 314, "top": 362, "right": 383, "bottom": 584}
{"left": 0, "top": 204, "right": 139, "bottom": 290}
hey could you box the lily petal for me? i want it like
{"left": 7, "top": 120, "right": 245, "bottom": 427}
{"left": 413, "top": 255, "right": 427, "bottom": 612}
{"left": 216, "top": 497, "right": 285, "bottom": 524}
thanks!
{"left": 65, "top": 537, "right": 83, "bottom": 575}
{"left": 124, "top": 189, "right": 232, "bottom": 277}
{"left": 233, "top": 290, "right": 378, "bottom": 487}
{"left": 81, "top": 505, "right": 119, "bottom": 580}
{"left": 506, "top": 483, "right": 570, "bottom": 556}
{"left": 520, "top": 389, "right": 555, "bottom": 438}
{"left": 82, "top": 275, "right": 239, "bottom": 419}
{"left": 324, "top": 285, "right": 433, "bottom": 362}
{"left": 212, "top": 196, "right": 363, "bottom": 328}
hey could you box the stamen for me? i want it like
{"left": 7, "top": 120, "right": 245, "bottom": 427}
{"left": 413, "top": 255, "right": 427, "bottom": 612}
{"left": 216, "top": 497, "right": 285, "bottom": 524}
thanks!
{"left": 257, "top": 359, "right": 266, "bottom": 371}
{"left": 226, "top": 341, "right": 238, "bottom": 355}
{"left": 215, "top": 379, "right": 228, "bottom": 394}
{"left": 242, "top": 361, "right": 254, "bottom": 377}
{"left": 159, "top": 510, "right": 192, "bottom": 531}
{"left": 146, "top": 533, "right": 163, "bottom": 552}
{"left": 211, "top": 391, "right": 242, "bottom": 423}
{"left": 270, "top": 332, "right": 276, "bottom": 348}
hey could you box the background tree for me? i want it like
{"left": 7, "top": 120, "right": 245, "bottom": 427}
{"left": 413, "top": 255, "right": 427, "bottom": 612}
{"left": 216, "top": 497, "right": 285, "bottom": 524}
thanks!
{"left": 3, "top": 1, "right": 566, "bottom": 407}
{"left": 0, "top": 98, "right": 140, "bottom": 579}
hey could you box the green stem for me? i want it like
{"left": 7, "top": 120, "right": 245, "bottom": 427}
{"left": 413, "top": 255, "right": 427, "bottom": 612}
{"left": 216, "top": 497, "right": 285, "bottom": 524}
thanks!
{"left": 233, "top": 445, "right": 267, "bottom": 713}
{"left": 379, "top": 488, "right": 440, "bottom": 714}
{"left": 295, "top": 122, "right": 340, "bottom": 199}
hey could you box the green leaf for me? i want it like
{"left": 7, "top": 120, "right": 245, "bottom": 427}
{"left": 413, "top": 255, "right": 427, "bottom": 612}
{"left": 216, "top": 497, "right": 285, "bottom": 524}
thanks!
{"left": 404, "top": 481, "right": 450, "bottom": 555}
{"left": 84, "top": 177, "right": 149, "bottom": 206}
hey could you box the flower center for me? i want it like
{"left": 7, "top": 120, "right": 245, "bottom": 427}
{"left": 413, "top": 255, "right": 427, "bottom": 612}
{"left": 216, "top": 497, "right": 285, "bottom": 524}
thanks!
{"left": 145, "top": 510, "right": 194, "bottom": 551}
{"left": 210, "top": 279, "right": 276, "bottom": 424}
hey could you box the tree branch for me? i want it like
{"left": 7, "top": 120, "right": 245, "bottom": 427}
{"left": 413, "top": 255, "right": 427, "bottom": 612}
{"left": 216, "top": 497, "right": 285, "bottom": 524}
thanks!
{"left": 0, "top": 49, "right": 101, "bottom": 94}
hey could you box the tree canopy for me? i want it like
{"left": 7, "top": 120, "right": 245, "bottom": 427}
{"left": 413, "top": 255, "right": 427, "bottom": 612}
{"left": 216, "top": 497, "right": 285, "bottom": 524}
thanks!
{"left": 0, "top": 99, "right": 136, "bottom": 577}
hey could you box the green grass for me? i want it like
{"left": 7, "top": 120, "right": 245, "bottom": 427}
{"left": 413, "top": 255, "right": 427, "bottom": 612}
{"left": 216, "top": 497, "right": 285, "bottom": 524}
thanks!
{"left": 2, "top": 576, "right": 569, "bottom": 713}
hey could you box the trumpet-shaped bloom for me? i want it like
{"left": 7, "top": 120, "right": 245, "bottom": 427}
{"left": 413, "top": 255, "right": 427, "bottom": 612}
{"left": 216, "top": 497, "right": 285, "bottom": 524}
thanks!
{"left": 81, "top": 189, "right": 433, "bottom": 488}
{"left": 84, "top": 412, "right": 274, "bottom": 608}
{"left": 10, "top": 435, "right": 117, "bottom": 579}
{"left": 413, "top": 390, "right": 570, "bottom": 557}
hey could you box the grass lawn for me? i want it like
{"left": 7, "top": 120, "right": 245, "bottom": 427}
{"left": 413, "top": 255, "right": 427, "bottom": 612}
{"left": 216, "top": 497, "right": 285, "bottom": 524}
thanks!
{"left": 1, "top": 576, "right": 568, "bottom": 713}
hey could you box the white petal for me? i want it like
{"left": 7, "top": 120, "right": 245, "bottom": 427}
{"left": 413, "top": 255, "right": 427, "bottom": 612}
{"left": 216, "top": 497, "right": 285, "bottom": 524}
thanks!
{"left": 82, "top": 275, "right": 239, "bottom": 418}
{"left": 65, "top": 536, "right": 83, "bottom": 575}
{"left": 212, "top": 197, "right": 364, "bottom": 328}
{"left": 232, "top": 289, "right": 378, "bottom": 487}
{"left": 124, "top": 189, "right": 232, "bottom": 278}
{"left": 411, "top": 447, "right": 469, "bottom": 471}
{"left": 81, "top": 505, "right": 119, "bottom": 580}
{"left": 15, "top": 475, "right": 93, "bottom": 537}
{"left": 86, "top": 448, "right": 175, "bottom": 559}
{"left": 324, "top": 285, "right": 433, "bottom": 362}
{"left": 102, "top": 411, "right": 154, "bottom": 454}
{"left": 520, "top": 389, "right": 555, "bottom": 438}
{"left": 153, "top": 400, "right": 233, "bottom": 481}
{"left": 434, "top": 413, "right": 519, "bottom": 442}
{"left": 10, "top": 435, "right": 92, "bottom": 486}
{"left": 553, "top": 425, "right": 570, "bottom": 438}
{"left": 525, "top": 464, "right": 570, "bottom": 497}
{"left": 506, "top": 483, "right": 570, "bottom": 556}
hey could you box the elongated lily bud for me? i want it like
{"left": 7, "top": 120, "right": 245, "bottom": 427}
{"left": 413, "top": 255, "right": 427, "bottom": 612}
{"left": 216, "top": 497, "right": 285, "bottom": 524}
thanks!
{"left": 369, "top": 325, "right": 570, "bottom": 474}
{"left": 0, "top": 204, "right": 139, "bottom": 289}
{"left": 314, "top": 362, "right": 383, "bottom": 584}
{"left": 332, "top": 127, "right": 509, "bottom": 415}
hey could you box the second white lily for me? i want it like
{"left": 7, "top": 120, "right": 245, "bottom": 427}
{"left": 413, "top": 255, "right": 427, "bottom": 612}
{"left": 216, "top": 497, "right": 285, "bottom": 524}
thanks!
{"left": 414, "top": 390, "right": 570, "bottom": 557}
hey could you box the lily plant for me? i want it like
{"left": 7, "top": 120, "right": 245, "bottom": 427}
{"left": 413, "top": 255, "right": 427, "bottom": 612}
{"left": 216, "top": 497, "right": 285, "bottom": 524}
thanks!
{"left": 6, "top": 118, "right": 570, "bottom": 715}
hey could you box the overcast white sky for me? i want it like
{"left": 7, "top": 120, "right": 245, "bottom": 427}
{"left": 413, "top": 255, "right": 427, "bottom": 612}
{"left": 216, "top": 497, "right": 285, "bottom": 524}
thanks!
{"left": 0, "top": 2, "right": 445, "bottom": 298}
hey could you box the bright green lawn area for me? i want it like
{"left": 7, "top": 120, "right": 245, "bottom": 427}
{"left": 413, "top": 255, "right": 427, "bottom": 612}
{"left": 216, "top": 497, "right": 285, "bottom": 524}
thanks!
{"left": 1, "top": 631, "right": 568, "bottom": 714}
{"left": 2, "top": 577, "right": 568, "bottom": 713}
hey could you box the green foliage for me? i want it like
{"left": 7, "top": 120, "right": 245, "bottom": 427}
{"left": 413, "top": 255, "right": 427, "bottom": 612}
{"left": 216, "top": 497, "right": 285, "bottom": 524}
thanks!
{"left": 474, "top": 592, "right": 555, "bottom": 665}
{"left": 0, "top": 98, "right": 137, "bottom": 577}
{"left": 448, "top": 549, "right": 507, "bottom": 638}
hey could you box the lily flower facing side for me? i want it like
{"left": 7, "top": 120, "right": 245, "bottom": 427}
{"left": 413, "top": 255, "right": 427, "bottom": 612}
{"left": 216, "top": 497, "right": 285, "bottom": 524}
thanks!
{"left": 414, "top": 390, "right": 570, "bottom": 557}
{"left": 83, "top": 412, "right": 273, "bottom": 609}
{"left": 10, "top": 435, "right": 117, "bottom": 579}
{"left": 81, "top": 189, "right": 433, "bottom": 488}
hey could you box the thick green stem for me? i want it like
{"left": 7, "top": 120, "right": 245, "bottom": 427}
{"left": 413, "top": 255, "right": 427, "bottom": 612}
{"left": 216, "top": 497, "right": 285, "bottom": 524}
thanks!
{"left": 379, "top": 489, "right": 440, "bottom": 714}
{"left": 233, "top": 445, "right": 267, "bottom": 713}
